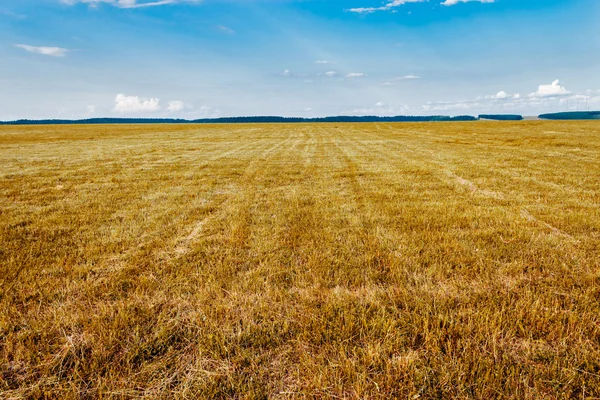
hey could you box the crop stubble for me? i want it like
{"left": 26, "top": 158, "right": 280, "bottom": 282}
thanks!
{"left": 1, "top": 121, "right": 599, "bottom": 398}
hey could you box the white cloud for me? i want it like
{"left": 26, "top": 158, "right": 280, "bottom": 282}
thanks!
{"left": 345, "top": 72, "right": 366, "bottom": 78}
{"left": 14, "top": 44, "right": 69, "bottom": 57}
{"left": 324, "top": 71, "right": 338, "bottom": 77}
{"left": 315, "top": 60, "right": 334, "bottom": 64}
{"left": 529, "top": 80, "right": 571, "bottom": 98}
{"left": 348, "top": 0, "right": 493, "bottom": 13}
{"left": 375, "top": 101, "right": 387, "bottom": 107}
{"left": 166, "top": 100, "right": 186, "bottom": 112}
{"left": 441, "top": 0, "right": 495, "bottom": 6}
{"left": 281, "top": 69, "right": 309, "bottom": 78}
{"left": 60, "top": 0, "right": 200, "bottom": 9}
{"left": 492, "top": 91, "right": 509, "bottom": 99}
{"left": 482, "top": 91, "right": 523, "bottom": 100}
{"left": 113, "top": 94, "right": 161, "bottom": 113}
{"left": 421, "top": 80, "right": 596, "bottom": 115}
{"left": 347, "top": 0, "right": 424, "bottom": 14}
{"left": 86, "top": 105, "right": 96, "bottom": 114}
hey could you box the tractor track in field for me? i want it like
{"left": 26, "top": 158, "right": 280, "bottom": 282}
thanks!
{"left": 166, "top": 129, "right": 298, "bottom": 261}
{"left": 360, "top": 124, "right": 579, "bottom": 242}
{"left": 331, "top": 131, "right": 393, "bottom": 281}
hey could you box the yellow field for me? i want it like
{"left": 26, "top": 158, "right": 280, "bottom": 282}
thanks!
{"left": 1, "top": 122, "right": 599, "bottom": 399}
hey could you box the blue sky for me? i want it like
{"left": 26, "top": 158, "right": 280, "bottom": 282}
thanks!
{"left": 1, "top": 0, "right": 599, "bottom": 119}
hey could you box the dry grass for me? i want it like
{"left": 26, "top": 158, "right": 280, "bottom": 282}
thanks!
{"left": 1, "top": 121, "right": 599, "bottom": 399}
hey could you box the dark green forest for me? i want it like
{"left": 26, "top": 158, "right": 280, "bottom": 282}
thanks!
{"left": 478, "top": 114, "right": 523, "bottom": 121}
{"left": 539, "top": 111, "right": 600, "bottom": 120}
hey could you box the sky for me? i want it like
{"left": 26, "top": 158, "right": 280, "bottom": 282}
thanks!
{"left": 1, "top": 0, "right": 599, "bottom": 119}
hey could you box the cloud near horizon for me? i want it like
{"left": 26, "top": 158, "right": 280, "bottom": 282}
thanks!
{"left": 166, "top": 100, "right": 186, "bottom": 112}
{"left": 421, "top": 80, "right": 590, "bottom": 114}
{"left": 529, "top": 80, "right": 571, "bottom": 98}
{"left": 485, "top": 91, "right": 521, "bottom": 100}
{"left": 113, "top": 94, "right": 190, "bottom": 113}
{"left": 113, "top": 94, "right": 161, "bottom": 113}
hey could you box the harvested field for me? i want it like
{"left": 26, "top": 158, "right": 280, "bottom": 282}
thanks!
{"left": 1, "top": 121, "right": 600, "bottom": 399}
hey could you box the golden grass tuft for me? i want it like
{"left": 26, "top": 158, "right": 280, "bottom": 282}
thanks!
{"left": 1, "top": 121, "right": 600, "bottom": 398}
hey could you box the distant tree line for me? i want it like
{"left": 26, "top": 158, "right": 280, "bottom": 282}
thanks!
{"left": 0, "top": 115, "right": 478, "bottom": 125}
{"left": 538, "top": 111, "right": 600, "bottom": 120}
{"left": 3, "top": 112, "right": 599, "bottom": 125}
{"left": 0, "top": 118, "right": 190, "bottom": 125}
{"left": 478, "top": 114, "right": 524, "bottom": 121}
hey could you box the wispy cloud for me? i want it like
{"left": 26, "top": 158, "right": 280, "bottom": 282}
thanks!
{"left": 166, "top": 100, "right": 188, "bottom": 112}
{"left": 60, "top": 0, "right": 200, "bottom": 9}
{"left": 15, "top": 44, "right": 69, "bottom": 57}
{"left": 382, "top": 75, "right": 421, "bottom": 86}
{"left": 348, "top": 0, "right": 493, "bottom": 14}
{"left": 441, "top": 0, "right": 494, "bottom": 6}
{"left": 319, "top": 71, "right": 365, "bottom": 79}
{"left": 346, "top": 102, "right": 412, "bottom": 116}
{"left": 282, "top": 69, "right": 293, "bottom": 77}
{"left": 217, "top": 25, "right": 235, "bottom": 35}
{"left": 1, "top": 10, "right": 26, "bottom": 19}
{"left": 347, "top": 0, "right": 423, "bottom": 14}
{"left": 345, "top": 72, "right": 366, "bottom": 78}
